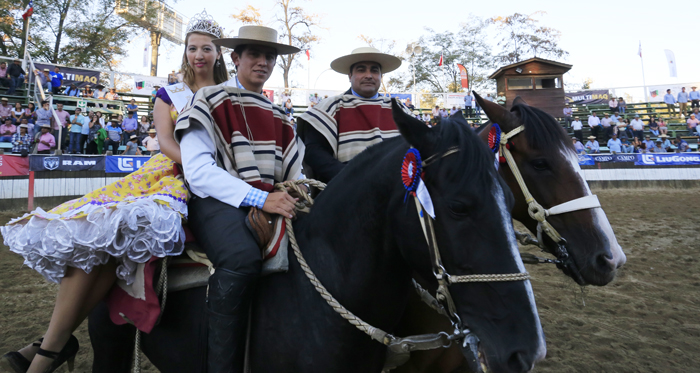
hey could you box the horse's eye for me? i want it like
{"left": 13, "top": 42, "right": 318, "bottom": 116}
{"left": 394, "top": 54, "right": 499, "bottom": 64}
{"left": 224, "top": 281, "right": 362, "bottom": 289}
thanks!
{"left": 448, "top": 201, "right": 470, "bottom": 216}
{"left": 531, "top": 159, "right": 549, "bottom": 171}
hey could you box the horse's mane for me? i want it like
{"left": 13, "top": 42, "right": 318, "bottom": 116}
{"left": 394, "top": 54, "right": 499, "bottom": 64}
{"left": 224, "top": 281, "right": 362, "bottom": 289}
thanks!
{"left": 510, "top": 104, "right": 575, "bottom": 154}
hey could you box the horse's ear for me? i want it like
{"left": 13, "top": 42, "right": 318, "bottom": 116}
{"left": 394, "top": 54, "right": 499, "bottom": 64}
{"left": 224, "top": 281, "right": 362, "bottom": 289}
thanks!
{"left": 392, "top": 98, "right": 432, "bottom": 149}
{"left": 474, "top": 91, "right": 515, "bottom": 128}
{"left": 512, "top": 96, "right": 528, "bottom": 106}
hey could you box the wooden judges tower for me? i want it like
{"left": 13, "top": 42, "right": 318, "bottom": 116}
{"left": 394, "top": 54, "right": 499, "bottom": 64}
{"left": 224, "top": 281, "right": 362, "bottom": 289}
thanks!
{"left": 116, "top": 0, "right": 185, "bottom": 76}
{"left": 489, "top": 57, "right": 572, "bottom": 118}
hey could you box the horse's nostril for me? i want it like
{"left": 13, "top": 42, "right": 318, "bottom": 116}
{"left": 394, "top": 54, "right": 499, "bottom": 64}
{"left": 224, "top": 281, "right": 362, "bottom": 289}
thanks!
{"left": 507, "top": 350, "right": 532, "bottom": 373}
{"left": 595, "top": 252, "right": 615, "bottom": 272}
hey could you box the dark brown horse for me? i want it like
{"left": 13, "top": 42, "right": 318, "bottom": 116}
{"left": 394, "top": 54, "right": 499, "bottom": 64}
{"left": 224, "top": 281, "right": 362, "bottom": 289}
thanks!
{"left": 393, "top": 94, "right": 626, "bottom": 372}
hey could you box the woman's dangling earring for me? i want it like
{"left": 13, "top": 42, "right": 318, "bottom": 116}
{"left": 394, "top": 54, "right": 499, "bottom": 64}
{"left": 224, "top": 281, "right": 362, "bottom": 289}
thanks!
{"left": 216, "top": 60, "right": 221, "bottom": 67}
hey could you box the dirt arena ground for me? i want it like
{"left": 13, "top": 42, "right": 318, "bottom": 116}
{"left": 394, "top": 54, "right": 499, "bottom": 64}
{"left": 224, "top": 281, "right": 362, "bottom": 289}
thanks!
{"left": 1, "top": 188, "right": 699, "bottom": 372}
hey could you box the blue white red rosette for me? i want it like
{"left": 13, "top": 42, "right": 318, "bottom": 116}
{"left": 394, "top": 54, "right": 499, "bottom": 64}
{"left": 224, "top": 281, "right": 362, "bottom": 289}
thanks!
{"left": 488, "top": 123, "right": 502, "bottom": 153}
{"left": 402, "top": 148, "right": 422, "bottom": 197}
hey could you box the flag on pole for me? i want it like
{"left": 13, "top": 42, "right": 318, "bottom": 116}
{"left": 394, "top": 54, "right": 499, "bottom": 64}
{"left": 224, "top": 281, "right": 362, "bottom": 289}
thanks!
{"left": 305, "top": 50, "right": 310, "bottom": 60}
{"left": 22, "top": 1, "right": 34, "bottom": 20}
{"left": 664, "top": 49, "right": 677, "bottom": 78}
{"left": 438, "top": 53, "right": 443, "bottom": 67}
{"left": 457, "top": 63, "right": 469, "bottom": 89}
{"left": 637, "top": 42, "right": 642, "bottom": 58}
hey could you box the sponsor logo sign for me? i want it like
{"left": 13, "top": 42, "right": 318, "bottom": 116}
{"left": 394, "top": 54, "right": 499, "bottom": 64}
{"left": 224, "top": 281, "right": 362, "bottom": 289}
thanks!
{"left": 29, "top": 155, "right": 105, "bottom": 171}
{"left": 105, "top": 156, "right": 149, "bottom": 173}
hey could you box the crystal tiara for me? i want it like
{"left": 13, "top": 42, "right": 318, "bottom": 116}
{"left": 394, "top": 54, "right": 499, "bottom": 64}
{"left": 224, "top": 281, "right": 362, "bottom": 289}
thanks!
{"left": 186, "top": 10, "right": 223, "bottom": 39}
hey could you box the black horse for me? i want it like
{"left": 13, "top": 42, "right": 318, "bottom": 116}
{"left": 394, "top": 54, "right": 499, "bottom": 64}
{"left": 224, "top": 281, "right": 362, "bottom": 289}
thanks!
{"left": 88, "top": 100, "right": 546, "bottom": 372}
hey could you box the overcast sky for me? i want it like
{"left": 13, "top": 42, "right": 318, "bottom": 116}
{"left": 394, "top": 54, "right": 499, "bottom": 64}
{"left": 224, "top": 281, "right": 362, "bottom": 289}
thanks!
{"left": 118, "top": 0, "right": 700, "bottom": 95}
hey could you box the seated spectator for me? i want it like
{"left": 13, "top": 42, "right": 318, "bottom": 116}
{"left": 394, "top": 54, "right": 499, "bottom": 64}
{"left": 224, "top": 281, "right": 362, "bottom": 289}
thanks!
{"left": 11, "top": 123, "right": 32, "bottom": 155}
{"left": 284, "top": 98, "right": 294, "bottom": 115}
{"left": 608, "top": 97, "right": 618, "bottom": 113}
{"left": 643, "top": 135, "right": 655, "bottom": 151}
{"left": 64, "top": 83, "right": 80, "bottom": 97}
{"left": 0, "top": 61, "right": 9, "bottom": 88}
{"left": 651, "top": 140, "right": 666, "bottom": 153}
{"left": 617, "top": 97, "right": 626, "bottom": 113}
{"left": 104, "top": 120, "right": 122, "bottom": 153}
{"left": 674, "top": 135, "right": 690, "bottom": 152}
{"left": 142, "top": 129, "right": 159, "bottom": 155}
{"left": 658, "top": 134, "right": 672, "bottom": 152}
{"left": 36, "top": 124, "right": 55, "bottom": 154}
{"left": 21, "top": 102, "right": 36, "bottom": 124}
{"left": 571, "top": 116, "right": 583, "bottom": 141}
{"left": 123, "top": 134, "right": 141, "bottom": 155}
{"left": 620, "top": 137, "right": 634, "bottom": 153}
{"left": 440, "top": 107, "right": 449, "bottom": 118}
{"left": 34, "top": 68, "right": 52, "bottom": 92}
{"left": 126, "top": 99, "right": 138, "bottom": 115}
{"left": 630, "top": 115, "right": 645, "bottom": 141}
{"left": 686, "top": 114, "right": 700, "bottom": 136}
{"left": 609, "top": 113, "right": 619, "bottom": 124}
{"left": 167, "top": 70, "right": 178, "bottom": 85}
{"left": 0, "top": 118, "right": 16, "bottom": 142}
{"left": 121, "top": 111, "right": 138, "bottom": 145}
{"left": 631, "top": 137, "right": 642, "bottom": 153}
{"left": 585, "top": 136, "right": 600, "bottom": 154}
{"left": 607, "top": 133, "right": 622, "bottom": 154}
{"left": 405, "top": 98, "right": 415, "bottom": 110}
{"left": 658, "top": 117, "right": 668, "bottom": 135}
{"left": 10, "top": 102, "right": 23, "bottom": 125}
{"left": 572, "top": 137, "right": 585, "bottom": 154}
{"left": 84, "top": 84, "right": 98, "bottom": 99}
{"left": 6, "top": 59, "right": 26, "bottom": 95}
{"left": 105, "top": 88, "right": 120, "bottom": 101}
{"left": 636, "top": 140, "right": 648, "bottom": 154}
{"left": 421, "top": 112, "right": 430, "bottom": 124}
{"left": 450, "top": 106, "right": 459, "bottom": 115}
{"left": 18, "top": 118, "right": 32, "bottom": 139}
{"left": 0, "top": 98, "right": 12, "bottom": 121}
{"left": 648, "top": 117, "right": 659, "bottom": 136}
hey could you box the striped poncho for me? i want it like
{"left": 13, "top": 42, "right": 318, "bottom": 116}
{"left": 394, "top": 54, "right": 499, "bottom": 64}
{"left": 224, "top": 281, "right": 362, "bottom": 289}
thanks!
{"left": 174, "top": 85, "right": 302, "bottom": 192}
{"left": 299, "top": 92, "right": 405, "bottom": 163}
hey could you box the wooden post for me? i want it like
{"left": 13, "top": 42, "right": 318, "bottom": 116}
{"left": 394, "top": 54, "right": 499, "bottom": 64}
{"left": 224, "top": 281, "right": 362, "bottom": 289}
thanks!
{"left": 150, "top": 31, "right": 162, "bottom": 77}
{"left": 28, "top": 171, "right": 34, "bottom": 210}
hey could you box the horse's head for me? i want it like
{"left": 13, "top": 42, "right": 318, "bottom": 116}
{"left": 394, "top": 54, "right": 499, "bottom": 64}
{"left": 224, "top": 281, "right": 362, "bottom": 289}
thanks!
{"left": 389, "top": 100, "right": 546, "bottom": 372}
{"left": 474, "top": 94, "right": 626, "bottom": 286}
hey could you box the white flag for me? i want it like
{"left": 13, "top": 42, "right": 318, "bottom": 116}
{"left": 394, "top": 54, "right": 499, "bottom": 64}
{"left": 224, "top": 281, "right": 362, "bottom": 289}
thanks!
{"left": 143, "top": 39, "right": 149, "bottom": 68}
{"left": 664, "top": 49, "right": 677, "bottom": 78}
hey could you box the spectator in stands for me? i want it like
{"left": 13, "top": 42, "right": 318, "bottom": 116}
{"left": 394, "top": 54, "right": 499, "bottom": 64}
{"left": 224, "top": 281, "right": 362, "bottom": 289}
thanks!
{"left": 121, "top": 111, "right": 138, "bottom": 145}
{"left": 50, "top": 66, "right": 63, "bottom": 95}
{"left": 658, "top": 134, "right": 672, "bottom": 152}
{"left": 421, "top": 111, "right": 430, "bottom": 123}
{"left": 138, "top": 115, "right": 151, "bottom": 138}
{"left": 95, "top": 110, "right": 105, "bottom": 127}
{"left": 620, "top": 136, "right": 634, "bottom": 153}
{"left": 674, "top": 135, "right": 690, "bottom": 152}
{"left": 284, "top": 98, "right": 294, "bottom": 115}
{"left": 633, "top": 137, "right": 646, "bottom": 153}
{"left": 35, "top": 100, "right": 52, "bottom": 137}
{"left": 10, "top": 102, "right": 23, "bottom": 125}
{"left": 563, "top": 103, "right": 572, "bottom": 128}
{"left": 664, "top": 89, "right": 677, "bottom": 117}
{"left": 607, "top": 133, "right": 622, "bottom": 154}
{"left": 690, "top": 86, "right": 700, "bottom": 109}
{"left": 11, "top": 123, "right": 31, "bottom": 155}
{"left": 20, "top": 102, "right": 35, "bottom": 124}
{"left": 571, "top": 116, "right": 583, "bottom": 141}
{"left": 34, "top": 68, "right": 52, "bottom": 92}
{"left": 585, "top": 136, "right": 600, "bottom": 153}
{"left": 37, "top": 124, "right": 55, "bottom": 154}
{"left": 496, "top": 92, "right": 506, "bottom": 107}
{"left": 123, "top": 134, "right": 142, "bottom": 155}
{"left": 105, "top": 88, "right": 120, "bottom": 101}
{"left": 142, "top": 128, "right": 159, "bottom": 155}
{"left": 677, "top": 87, "right": 689, "bottom": 116}
{"left": 168, "top": 70, "right": 178, "bottom": 85}
{"left": 691, "top": 107, "right": 700, "bottom": 120}
{"left": 104, "top": 120, "right": 122, "bottom": 153}
{"left": 588, "top": 112, "right": 601, "bottom": 139}
{"left": 610, "top": 112, "right": 620, "bottom": 124}
{"left": 608, "top": 97, "right": 618, "bottom": 113}
{"left": 64, "top": 83, "right": 80, "bottom": 97}
{"left": 630, "top": 114, "right": 645, "bottom": 141}
{"left": 68, "top": 108, "right": 86, "bottom": 154}
{"left": 652, "top": 140, "right": 666, "bottom": 153}
{"left": 85, "top": 113, "right": 101, "bottom": 154}
{"left": 176, "top": 69, "right": 184, "bottom": 83}
{"left": 464, "top": 92, "right": 473, "bottom": 116}
{"left": 405, "top": 97, "right": 415, "bottom": 110}
{"left": 6, "top": 59, "right": 26, "bottom": 95}
{"left": 485, "top": 93, "right": 495, "bottom": 102}
{"left": 127, "top": 98, "right": 138, "bottom": 115}
{"left": 440, "top": 107, "right": 449, "bottom": 118}
{"left": 51, "top": 103, "right": 70, "bottom": 149}
{"left": 84, "top": 84, "right": 97, "bottom": 99}
{"left": 617, "top": 97, "right": 627, "bottom": 114}
{"left": 687, "top": 114, "right": 700, "bottom": 136}
{"left": 658, "top": 117, "right": 668, "bottom": 135}
{"left": 151, "top": 85, "right": 160, "bottom": 104}
{"left": 615, "top": 119, "right": 629, "bottom": 141}
{"left": 0, "top": 62, "right": 9, "bottom": 88}
{"left": 601, "top": 113, "right": 613, "bottom": 141}
{"left": 572, "top": 137, "right": 585, "bottom": 154}
{"left": 0, "top": 118, "right": 16, "bottom": 142}
{"left": 309, "top": 92, "right": 321, "bottom": 106}
{"left": 431, "top": 105, "right": 439, "bottom": 118}
{"left": 95, "top": 121, "right": 108, "bottom": 154}
{"left": 450, "top": 106, "right": 459, "bottom": 115}
{"left": 0, "top": 97, "right": 11, "bottom": 121}
{"left": 643, "top": 135, "right": 655, "bottom": 152}
{"left": 648, "top": 117, "right": 660, "bottom": 136}
{"left": 474, "top": 97, "right": 481, "bottom": 115}
{"left": 78, "top": 111, "right": 94, "bottom": 153}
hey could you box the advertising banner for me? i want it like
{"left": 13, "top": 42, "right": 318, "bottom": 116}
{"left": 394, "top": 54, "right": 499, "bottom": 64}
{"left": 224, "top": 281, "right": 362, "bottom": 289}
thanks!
{"left": 565, "top": 90, "right": 611, "bottom": 105}
{"left": 647, "top": 83, "right": 700, "bottom": 103}
{"left": 457, "top": 64, "right": 469, "bottom": 89}
{"left": 129, "top": 74, "right": 169, "bottom": 94}
{"left": 29, "top": 155, "right": 105, "bottom": 172}
{"left": 105, "top": 156, "right": 150, "bottom": 173}
{"left": 34, "top": 63, "right": 101, "bottom": 88}
{"left": 635, "top": 153, "right": 700, "bottom": 166}
{"left": 0, "top": 154, "right": 30, "bottom": 176}
{"left": 446, "top": 94, "right": 467, "bottom": 107}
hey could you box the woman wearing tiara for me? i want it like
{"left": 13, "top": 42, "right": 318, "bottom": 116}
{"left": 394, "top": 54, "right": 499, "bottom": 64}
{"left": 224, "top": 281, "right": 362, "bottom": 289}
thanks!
{"left": 0, "top": 11, "right": 229, "bottom": 373}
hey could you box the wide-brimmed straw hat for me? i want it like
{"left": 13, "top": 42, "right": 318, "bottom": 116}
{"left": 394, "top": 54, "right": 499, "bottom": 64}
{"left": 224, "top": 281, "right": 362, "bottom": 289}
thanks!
{"left": 587, "top": 136, "right": 596, "bottom": 139}
{"left": 148, "top": 129, "right": 157, "bottom": 134}
{"left": 40, "top": 124, "right": 51, "bottom": 129}
{"left": 213, "top": 26, "right": 300, "bottom": 55}
{"left": 330, "top": 47, "right": 402, "bottom": 74}
{"left": 659, "top": 134, "right": 669, "bottom": 138}
{"left": 19, "top": 124, "right": 28, "bottom": 129}
{"left": 129, "top": 134, "right": 137, "bottom": 140}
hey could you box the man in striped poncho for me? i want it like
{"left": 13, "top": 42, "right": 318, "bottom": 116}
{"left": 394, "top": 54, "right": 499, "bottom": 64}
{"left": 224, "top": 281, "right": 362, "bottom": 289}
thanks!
{"left": 297, "top": 47, "right": 409, "bottom": 183}
{"left": 174, "top": 25, "right": 304, "bottom": 373}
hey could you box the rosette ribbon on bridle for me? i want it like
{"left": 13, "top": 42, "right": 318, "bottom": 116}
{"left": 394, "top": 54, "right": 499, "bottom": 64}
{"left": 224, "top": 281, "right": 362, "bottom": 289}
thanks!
{"left": 401, "top": 148, "right": 435, "bottom": 218}
{"left": 488, "top": 123, "right": 503, "bottom": 169}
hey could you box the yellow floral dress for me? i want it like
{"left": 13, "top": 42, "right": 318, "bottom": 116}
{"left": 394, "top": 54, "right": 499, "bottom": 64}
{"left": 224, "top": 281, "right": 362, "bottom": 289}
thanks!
{"left": 0, "top": 86, "right": 192, "bottom": 285}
